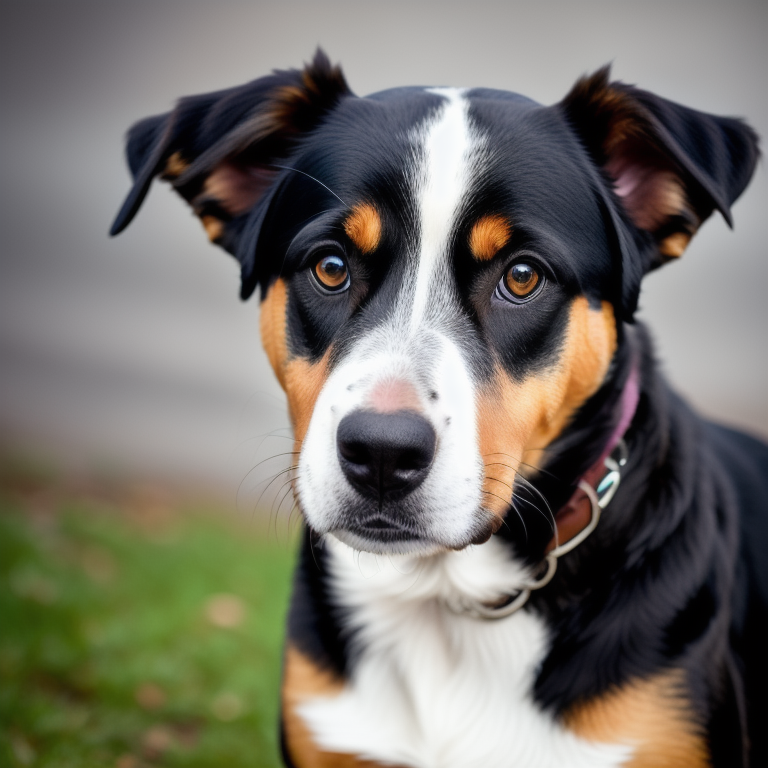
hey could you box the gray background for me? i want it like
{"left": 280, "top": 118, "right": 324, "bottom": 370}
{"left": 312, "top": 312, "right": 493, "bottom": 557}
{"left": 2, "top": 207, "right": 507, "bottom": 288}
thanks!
{"left": 1, "top": 0, "right": 766, "bottom": 496}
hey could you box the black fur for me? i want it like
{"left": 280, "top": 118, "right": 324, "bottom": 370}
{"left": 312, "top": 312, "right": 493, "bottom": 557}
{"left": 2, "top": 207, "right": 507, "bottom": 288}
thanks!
{"left": 113, "top": 54, "right": 766, "bottom": 766}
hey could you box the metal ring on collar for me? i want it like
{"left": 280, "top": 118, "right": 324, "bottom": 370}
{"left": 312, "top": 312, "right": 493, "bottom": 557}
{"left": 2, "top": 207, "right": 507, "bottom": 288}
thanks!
{"left": 447, "top": 554, "right": 558, "bottom": 620}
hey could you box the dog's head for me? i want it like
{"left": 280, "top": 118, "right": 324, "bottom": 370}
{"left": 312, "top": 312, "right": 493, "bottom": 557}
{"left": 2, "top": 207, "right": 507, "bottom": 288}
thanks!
{"left": 112, "top": 51, "right": 758, "bottom": 556}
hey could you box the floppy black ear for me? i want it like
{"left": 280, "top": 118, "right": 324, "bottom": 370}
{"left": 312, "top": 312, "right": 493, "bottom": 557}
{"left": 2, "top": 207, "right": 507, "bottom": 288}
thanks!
{"left": 110, "top": 49, "right": 353, "bottom": 299}
{"left": 559, "top": 67, "right": 759, "bottom": 317}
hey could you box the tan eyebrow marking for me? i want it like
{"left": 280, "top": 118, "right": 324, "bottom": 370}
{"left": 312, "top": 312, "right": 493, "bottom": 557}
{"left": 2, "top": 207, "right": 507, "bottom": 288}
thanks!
{"left": 468, "top": 214, "right": 513, "bottom": 261}
{"left": 343, "top": 202, "right": 382, "bottom": 254}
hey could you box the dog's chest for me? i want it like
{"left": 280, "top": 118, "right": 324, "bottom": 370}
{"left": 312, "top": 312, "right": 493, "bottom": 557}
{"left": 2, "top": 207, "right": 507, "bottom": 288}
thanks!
{"left": 297, "top": 540, "right": 632, "bottom": 768}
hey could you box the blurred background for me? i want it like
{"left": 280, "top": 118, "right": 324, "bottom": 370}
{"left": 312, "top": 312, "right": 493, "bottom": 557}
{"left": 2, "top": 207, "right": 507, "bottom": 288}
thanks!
{"left": 2, "top": 0, "right": 766, "bottom": 490}
{"left": 1, "top": 1, "right": 765, "bottom": 765}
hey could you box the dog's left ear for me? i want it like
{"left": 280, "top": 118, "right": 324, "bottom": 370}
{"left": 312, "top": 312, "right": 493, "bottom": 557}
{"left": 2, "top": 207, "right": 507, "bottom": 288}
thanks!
{"left": 560, "top": 67, "right": 759, "bottom": 316}
{"left": 110, "top": 49, "right": 353, "bottom": 298}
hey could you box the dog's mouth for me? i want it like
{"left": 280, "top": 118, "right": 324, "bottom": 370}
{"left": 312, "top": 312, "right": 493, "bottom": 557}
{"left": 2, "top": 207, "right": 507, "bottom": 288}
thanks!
{"left": 326, "top": 504, "right": 454, "bottom": 555}
{"left": 337, "top": 513, "right": 425, "bottom": 545}
{"left": 326, "top": 506, "right": 499, "bottom": 556}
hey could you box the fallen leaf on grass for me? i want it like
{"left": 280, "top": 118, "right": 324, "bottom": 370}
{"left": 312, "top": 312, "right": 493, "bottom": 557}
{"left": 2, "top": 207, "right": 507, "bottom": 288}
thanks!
{"left": 11, "top": 735, "right": 35, "bottom": 765}
{"left": 115, "top": 755, "right": 141, "bottom": 768}
{"left": 204, "top": 593, "right": 246, "bottom": 628}
{"left": 80, "top": 545, "right": 117, "bottom": 583}
{"left": 141, "top": 725, "right": 175, "bottom": 758}
{"left": 9, "top": 568, "right": 58, "bottom": 603}
{"left": 135, "top": 682, "right": 167, "bottom": 710}
{"left": 211, "top": 691, "right": 245, "bottom": 721}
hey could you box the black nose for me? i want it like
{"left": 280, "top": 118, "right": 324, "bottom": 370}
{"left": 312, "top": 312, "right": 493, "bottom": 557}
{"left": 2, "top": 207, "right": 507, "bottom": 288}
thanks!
{"left": 336, "top": 410, "right": 436, "bottom": 501}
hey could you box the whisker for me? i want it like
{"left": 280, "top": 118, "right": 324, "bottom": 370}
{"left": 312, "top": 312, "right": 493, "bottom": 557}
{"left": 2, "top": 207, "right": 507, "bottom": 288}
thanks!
{"left": 233, "top": 428, "right": 299, "bottom": 464}
{"left": 481, "top": 452, "right": 558, "bottom": 480}
{"left": 509, "top": 498, "right": 529, "bottom": 542}
{"left": 240, "top": 430, "right": 298, "bottom": 444}
{"left": 481, "top": 488, "right": 511, "bottom": 506}
{"left": 512, "top": 490, "right": 555, "bottom": 531}
{"left": 268, "top": 476, "right": 289, "bottom": 543}
{"left": 308, "top": 531, "right": 323, "bottom": 572}
{"left": 483, "top": 460, "right": 557, "bottom": 534}
{"left": 483, "top": 489, "right": 528, "bottom": 540}
{"left": 251, "top": 463, "right": 299, "bottom": 512}
{"left": 512, "top": 475, "right": 556, "bottom": 532}
{"left": 238, "top": 450, "right": 301, "bottom": 507}
{"left": 274, "top": 479, "right": 297, "bottom": 524}
{"left": 247, "top": 463, "right": 299, "bottom": 541}
{"left": 287, "top": 501, "right": 303, "bottom": 539}
{"left": 266, "top": 163, "right": 349, "bottom": 208}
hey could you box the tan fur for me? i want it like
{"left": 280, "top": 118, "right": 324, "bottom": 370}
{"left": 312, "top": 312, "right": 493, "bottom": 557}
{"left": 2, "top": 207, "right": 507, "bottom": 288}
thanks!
{"left": 468, "top": 214, "right": 512, "bottom": 261}
{"left": 659, "top": 231, "right": 692, "bottom": 259}
{"left": 282, "top": 646, "right": 389, "bottom": 768}
{"left": 267, "top": 58, "right": 349, "bottom": 133}
{"left": 608, "top": 166, "right": 689, "bottom": 233}
{"left": 200, "top": 215, "right": 224, "bottom": 243}
{"left": 566, "top": 75, "right": 700, "bottom": 246}
{"left": 203, "top": 161, "right": 272, "bottom": 216}
{"left": 564, "top": 670, "right": 710, "bottom": 767}
{"left": 161, "top": 151, "right": 188, "bottom": 179}
{"left": 259, "top": 278, "right": 289, "bottom": 390}
{"left": 284, "top": 352, "right": 331, "bottom": 446}
{"left": 478, "top": 299, "right": 616, "bottom": 516}
{"left": 344, "top": 202, "right": 382, "bottom": 255}
{"left": 259, "top": 277, "right": 331, "bottom": 445}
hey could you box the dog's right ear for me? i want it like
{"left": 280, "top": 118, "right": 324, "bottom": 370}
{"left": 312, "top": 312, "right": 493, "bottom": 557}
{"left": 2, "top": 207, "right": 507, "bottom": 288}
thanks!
{"left": 110, "top": 49, "right": 353, "bottom": 298}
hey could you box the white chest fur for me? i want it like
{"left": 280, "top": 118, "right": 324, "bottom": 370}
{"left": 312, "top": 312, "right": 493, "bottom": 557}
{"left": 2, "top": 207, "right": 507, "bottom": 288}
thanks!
{"left": 297, "top": 538, "right": 633, "bottom": 768}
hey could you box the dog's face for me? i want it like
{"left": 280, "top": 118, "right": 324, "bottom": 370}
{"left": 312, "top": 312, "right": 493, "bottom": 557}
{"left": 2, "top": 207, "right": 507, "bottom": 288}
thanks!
{"left": 112, "top": 52, "right": 758, "bottom": 556}
{"left": 263, "top": 88, "right": 622, "bottom": 555}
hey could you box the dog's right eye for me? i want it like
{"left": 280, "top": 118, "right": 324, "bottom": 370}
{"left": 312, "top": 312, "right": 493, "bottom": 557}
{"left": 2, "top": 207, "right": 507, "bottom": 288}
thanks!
{"left": 312, "top": 254, "right": 350, "bottom": 292}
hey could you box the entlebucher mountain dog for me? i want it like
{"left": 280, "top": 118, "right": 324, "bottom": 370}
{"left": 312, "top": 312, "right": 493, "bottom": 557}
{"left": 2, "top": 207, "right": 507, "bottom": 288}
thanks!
{"left": 112, "top": 51, "right": 767, "bottom": 767}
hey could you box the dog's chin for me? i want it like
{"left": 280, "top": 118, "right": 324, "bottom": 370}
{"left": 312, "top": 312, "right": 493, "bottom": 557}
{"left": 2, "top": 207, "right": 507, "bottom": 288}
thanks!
{"left": 328, "top": 515, "right": 498, "bottom": 557}
{"left": 330, "top": 528, "right": 449, "bottom": 556}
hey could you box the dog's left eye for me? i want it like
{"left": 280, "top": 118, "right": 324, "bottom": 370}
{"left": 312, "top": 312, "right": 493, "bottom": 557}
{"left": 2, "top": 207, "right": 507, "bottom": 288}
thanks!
{"left": 496, "top": 261, "right": 544, "bottom": 303}
{"left": 313, "top": 254, "right": 350, "bottom": 292}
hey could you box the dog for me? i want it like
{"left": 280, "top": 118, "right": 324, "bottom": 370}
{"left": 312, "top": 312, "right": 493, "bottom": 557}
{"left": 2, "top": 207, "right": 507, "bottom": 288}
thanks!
{"left": 112, "top": 51, "right": 767, "bottom": 767}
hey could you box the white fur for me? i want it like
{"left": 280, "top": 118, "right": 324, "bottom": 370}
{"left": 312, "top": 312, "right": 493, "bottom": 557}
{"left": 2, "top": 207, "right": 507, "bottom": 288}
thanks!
{"left": 298, "top": 538, "right": 634, "bottom": 767}
{"left": 296, "top": 88, "right": 489, "bottom": 554}
{"left": 408, "top": 87, "right": 478, "bottom": 331}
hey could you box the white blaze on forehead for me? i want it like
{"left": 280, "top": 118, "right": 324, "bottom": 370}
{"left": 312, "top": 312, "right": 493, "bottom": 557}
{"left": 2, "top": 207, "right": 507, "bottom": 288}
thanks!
{"left": 409, "top": 88, "right": 479, "bottom": 331}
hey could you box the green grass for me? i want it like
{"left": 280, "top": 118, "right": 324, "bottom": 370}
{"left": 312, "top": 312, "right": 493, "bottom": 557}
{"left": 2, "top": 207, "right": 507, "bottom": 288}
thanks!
{"left": 0, "top": 469, "right": 298, "bottom": 767}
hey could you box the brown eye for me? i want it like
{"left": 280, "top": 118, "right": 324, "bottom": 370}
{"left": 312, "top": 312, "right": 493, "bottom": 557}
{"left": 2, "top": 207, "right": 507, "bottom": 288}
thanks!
{"left": 313, "top": 254, "right": 350, "bottom": 292}
{"left": 502, "top": 262, "right": 542, "bottom": 301}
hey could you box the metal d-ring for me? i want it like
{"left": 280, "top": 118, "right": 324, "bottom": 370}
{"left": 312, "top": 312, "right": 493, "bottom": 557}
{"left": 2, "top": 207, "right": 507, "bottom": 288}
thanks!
{"left": 595, "top": 438, "right": 627, "bottom": 509}
{"left": 546, "top": 481, "right": 602, "bottom": 559}
{"left": 448, "top": 554, "right": 558, "bottom": 620}
{"left": 550, "top": 440, "right": 626, "bottom": 559}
